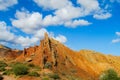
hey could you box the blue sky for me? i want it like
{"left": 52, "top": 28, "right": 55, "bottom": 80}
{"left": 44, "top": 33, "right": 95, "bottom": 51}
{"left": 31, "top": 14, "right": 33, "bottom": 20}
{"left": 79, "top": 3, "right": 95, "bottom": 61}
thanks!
{"left": 0, "top": 0, "right": 120, "bottom": 55}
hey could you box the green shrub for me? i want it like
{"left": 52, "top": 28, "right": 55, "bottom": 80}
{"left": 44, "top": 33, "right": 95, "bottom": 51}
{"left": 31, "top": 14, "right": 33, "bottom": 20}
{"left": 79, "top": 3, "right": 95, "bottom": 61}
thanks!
{"left": 0, "top": 61, "right": 7, "bottom": 67}
{"left": 28, "top": 63, "right": 35, "bottom": 67}
{"left": 28, "top": 71, "right": 40, "bottom": 77}
{"left": 0, "top": 61, "right": 7, "bottom": 72}
{"left": 99, "top": 69, "right": 120, "bottom": 80}
{"left": 50, "top": 73, "right": 60, "bottom": 79}
{"left": 3, "top": 69, "right": 13, "bottom": 75}
{"left": 0, "top": 67, "right": 5, "bottom": 71}
{"left": 44, "top": 62, "right": 52, "bottom": 69}
{"left": 42, "top": 77, "right": 49, "bottom": 80}
{"left": 12, "top": 63, "right": 29, "bottom": 76}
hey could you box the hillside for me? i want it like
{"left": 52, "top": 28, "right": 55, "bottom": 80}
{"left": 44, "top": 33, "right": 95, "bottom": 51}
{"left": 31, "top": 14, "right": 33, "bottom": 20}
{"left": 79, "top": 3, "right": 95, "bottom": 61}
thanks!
{"left": 0, "top": 44, "right": 22, "bottom": 60}
{"left": 0, "top": 33, "right": 120, "bottom": 80}
{"left": 0, "top": 44, "right": 11, "bottom": 50}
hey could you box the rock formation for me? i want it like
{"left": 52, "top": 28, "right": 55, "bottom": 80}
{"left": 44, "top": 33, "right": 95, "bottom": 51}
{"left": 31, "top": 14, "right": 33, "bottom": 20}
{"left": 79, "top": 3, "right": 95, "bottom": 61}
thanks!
{"left": 0, "top": 45, "right": 22, "bottom": 60}
{"left": 1, "top": 33, "right": 120, "bottom": 80}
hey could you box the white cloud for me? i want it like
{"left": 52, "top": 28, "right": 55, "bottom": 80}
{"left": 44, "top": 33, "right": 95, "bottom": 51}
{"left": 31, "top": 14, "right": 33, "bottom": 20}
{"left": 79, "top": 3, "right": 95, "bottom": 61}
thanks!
{"left": 42, "top": 15, "right": 63, "bottom": 26}
{"left": 116, "top": 32, "right": 120, "bottom": 36}
{"left": 12, "top": 8, "right": 92, "bottom": 29}
{"left": 55, "top": 6, "right": 85, "bottom": 21}
{"left": 0, "top": 0, "right": 18, "bottom": 10}
{"left": 14, "top": 28, "right": 48, "bottom": 47}
{"left": 93, "top": 12, "right": 112, "bottom": 19}
{"left": 77, "top": 0, "right": 100, "bottom": 12}
{"left": 54, "top": 35, "right": 67, "bottom": 43}
{"left": 0, "top": 21, "right": 15, "bottom": 41}
{"left": 65, "top": 19, "right": 92, "bottom": 28}
{"left": 33, "top": 0, "right": 72, "bottom": 10}
{"left": 12, "top": 10, "right": 43, "bottom": 34}
{"left": 0, "top": 21, "right": 67, "bottom": 48}
{"left": 112, "top": 39, "right": 120, "bottom": 43}
{"left": 34, "top": 28, "right": 48, "bottom": 39}
{"left": 33, "top": 0, "right": 112, "bottom": 26}
{"left": 112, "top": 32, "right": 120, "bottom": 43}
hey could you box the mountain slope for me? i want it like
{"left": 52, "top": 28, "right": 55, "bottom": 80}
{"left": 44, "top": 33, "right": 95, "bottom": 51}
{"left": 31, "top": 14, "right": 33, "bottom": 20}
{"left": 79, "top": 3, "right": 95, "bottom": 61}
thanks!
{"left": 15, "top": 33, "right": 120, "bottom": 80}
{"left": 0, "top": 44, "right": 22, "bottom": 60}
{"left": 0, "top": 44, "right": 11, "bottom": 50}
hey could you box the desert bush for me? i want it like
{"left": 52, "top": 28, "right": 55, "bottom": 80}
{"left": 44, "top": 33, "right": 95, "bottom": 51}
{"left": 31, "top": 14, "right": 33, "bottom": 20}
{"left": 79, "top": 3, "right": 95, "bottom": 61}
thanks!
{"left": 28, "top": 71, "right": 40, "bottom": 77}
{"left": 3, "top": 69, "right": 13, "bottom": 75}
{"left": 28, "top": 63, "right": 35, "bottom": 67}
{"left": 99, "top": 69, "right": 120, "bottom": 80}
{"left": 12, "top": 63, "right": 29, "bottom": 76}
{"left": 49, "top": 73, "right": 60, "bottom": 79}
{"left": 44, "top": 62, "right": 52, "bottom": 69}
{"left": 42, "top": 77, "right": 49, "bottom": 80}
{"left": 0, "top": 61, "right": 7, "bottom": 67}
{"left": 0, "top": 67, "right": 5, "bottom": 71}
{"left": 0, "top": 61, "right": 7, "bottom": 71}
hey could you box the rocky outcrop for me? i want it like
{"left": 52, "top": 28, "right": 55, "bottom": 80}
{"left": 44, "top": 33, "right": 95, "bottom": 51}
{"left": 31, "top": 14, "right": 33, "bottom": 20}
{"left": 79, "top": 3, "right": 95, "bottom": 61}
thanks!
{"left": 16, "top": 33, "right": 120, "bottom": 80}
{"left": 0, "top": 45, "right": 22, "bottom": 60}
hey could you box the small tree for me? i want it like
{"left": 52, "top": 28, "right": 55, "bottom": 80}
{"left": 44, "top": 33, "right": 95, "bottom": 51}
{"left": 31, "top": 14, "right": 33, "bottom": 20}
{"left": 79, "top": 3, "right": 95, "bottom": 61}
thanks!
{"left": 99, "top": 69, "right": 120, "bottom": 80}
{"left": 0, "top": 61, "right": 7, "bottom": 71}
{"left": 12, "top": 63, "right": 29, "bottom": 76}
{"left": 28, "top": 71, "right": 40, "bottom": 77}
{"left": 50, "top": 73, "right": 60, "bottom": 79}
{"left": 44, "top": 62, "right": 52, "bottom": 69}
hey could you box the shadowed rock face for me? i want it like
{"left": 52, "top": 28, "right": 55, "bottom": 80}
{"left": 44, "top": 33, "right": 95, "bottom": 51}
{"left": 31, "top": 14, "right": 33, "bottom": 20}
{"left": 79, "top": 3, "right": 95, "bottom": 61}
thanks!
{"left": 0, "top": 45, "right": 22, "bottom": 60}
{"left": 3, "top": 33, "right": 120, "bottom": 80}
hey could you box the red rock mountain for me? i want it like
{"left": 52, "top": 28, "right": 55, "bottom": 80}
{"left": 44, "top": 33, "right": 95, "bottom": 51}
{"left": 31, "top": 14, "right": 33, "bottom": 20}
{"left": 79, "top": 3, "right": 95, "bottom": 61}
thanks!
{"left": 15, "top": 33, "right": 120, "bottom": 80}
{"left": 0, "top": 44, "right": 21, "bottom": 60}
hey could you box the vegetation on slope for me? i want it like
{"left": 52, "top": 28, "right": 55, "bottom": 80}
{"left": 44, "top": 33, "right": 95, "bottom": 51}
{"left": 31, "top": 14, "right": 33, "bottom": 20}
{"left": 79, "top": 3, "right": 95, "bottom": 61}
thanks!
{"left": 99, "top": 69, "right": 120, "bottom": 80}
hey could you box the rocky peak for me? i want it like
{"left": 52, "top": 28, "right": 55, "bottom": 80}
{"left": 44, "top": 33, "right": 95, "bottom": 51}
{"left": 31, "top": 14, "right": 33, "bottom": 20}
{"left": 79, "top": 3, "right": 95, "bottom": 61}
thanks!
{"left": 44, "top": 32, "right": 49, "bottom": 41}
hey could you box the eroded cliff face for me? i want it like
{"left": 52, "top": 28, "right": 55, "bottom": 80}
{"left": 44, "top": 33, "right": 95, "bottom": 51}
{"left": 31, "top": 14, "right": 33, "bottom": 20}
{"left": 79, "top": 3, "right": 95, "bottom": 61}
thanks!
{"left": 16, "top": 33, "right": 77, "bottom": 70}
{"left": 0, "top": 45, "right": 21, "bottom": 60}
{"left": 16, "top": 33, "right": 120, "bottom": 80}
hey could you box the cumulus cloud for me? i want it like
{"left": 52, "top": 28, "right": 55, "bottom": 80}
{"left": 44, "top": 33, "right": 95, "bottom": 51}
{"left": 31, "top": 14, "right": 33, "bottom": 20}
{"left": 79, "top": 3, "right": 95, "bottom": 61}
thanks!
{"left": 0, "top": 0, "right": 116, "bottom": 49}
{"left": 14, "top": 28, "right": 48, "bottom": 47}
{"left": 65, "top": 19, "right": 92, "bottom": 28}
{"left": 116, "top": 32, "right": 120, "bottom": 36}
{"left": 33, "top": 0, "right": 72, "bottom": 10}
{"left": 12, "top": 10, "right": 43, "bottom": 34}
{"left": 112, "top": 32, "right": 120, "bottom": 43}
{"left": 1, "top": 21, "right": 67, "bottom": 48}
{"left": 0, "top": 0, "right": 18, "bottom": 10}
{"left": 33, "top": 0, "right": 112, "bottom": 27}
{"left": 77, "top": 0, "right": 100, "bottom": 12}
{"left": 0, "top": 21, "right": 46, "bottom": 47}
{"left": 112, "top": 39, "right": 120, "bottom": 43}
{"left": 54, "top": 6, "right": 85, "bottom": 21}
{"left": 0, "top": 21, "right": 15, "bottom": 42}
{"left": 93, "top": 12, "right": 112, "bottom": 19}
{"left": 42, "top": 15, "right": 63, "bottom": 26}
{"left": 54, "top": 35, "right": 67, "bottom": 43}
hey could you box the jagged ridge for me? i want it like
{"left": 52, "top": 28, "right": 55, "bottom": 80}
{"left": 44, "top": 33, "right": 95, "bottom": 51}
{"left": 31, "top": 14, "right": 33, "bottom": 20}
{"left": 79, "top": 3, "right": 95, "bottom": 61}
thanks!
{"left": 15, "top": 33, "right": 120, "bottom": 80}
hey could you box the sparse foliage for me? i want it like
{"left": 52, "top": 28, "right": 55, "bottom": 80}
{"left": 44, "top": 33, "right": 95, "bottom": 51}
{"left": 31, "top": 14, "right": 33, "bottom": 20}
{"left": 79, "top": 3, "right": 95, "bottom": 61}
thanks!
{"left": 0, "top": 61, "right": 7, "bottom": 71}
{"left": 12, "top": 63, "right": 29, "bottom": 76}
{"left": 50, "top": 73, "right": 60, "bottom": 79}
{"left": 99, "top": 69, "right": 120, "bottom": 80}
{"left": 28, "top": 71, "right": 40, "bottom": 77}
{"left": 44, "top": 62, "right": 52, "bottom": 69}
